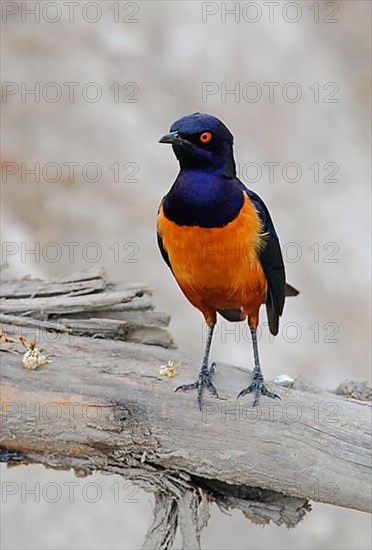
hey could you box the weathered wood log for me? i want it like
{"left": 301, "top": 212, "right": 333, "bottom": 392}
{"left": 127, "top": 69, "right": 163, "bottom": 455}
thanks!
{"left": 0, "top": 267, "right": 174, "bottom": 348}
{"left": 1, "top": 269, "right": 371, "bottom": 549}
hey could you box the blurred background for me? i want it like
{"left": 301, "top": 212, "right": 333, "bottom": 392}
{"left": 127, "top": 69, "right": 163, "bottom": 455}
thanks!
{"left": 1, "top": 1, "right": 371, "bottom": 548}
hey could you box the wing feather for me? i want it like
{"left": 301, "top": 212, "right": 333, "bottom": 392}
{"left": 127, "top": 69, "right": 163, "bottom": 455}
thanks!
{"left": 244, "top": 187, "right": 286, "bottom": 335}
{"left": 157, "top": 202, "right": 174, "bottom": 273}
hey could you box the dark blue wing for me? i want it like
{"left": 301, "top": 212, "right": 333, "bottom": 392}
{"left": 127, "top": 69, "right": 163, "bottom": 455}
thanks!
{"left": 157, "top": 201, "right": 173, "bottom": 274}
{"left": 157, "top": 231, "right": 173, "bottom": 272}
{"left": 240, "top": 182, "right": 286, "bottom": 335}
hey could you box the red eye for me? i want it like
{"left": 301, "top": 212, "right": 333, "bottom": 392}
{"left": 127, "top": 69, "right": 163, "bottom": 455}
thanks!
{"left": 200, "top": 131, "right": 212, "bottom": 143}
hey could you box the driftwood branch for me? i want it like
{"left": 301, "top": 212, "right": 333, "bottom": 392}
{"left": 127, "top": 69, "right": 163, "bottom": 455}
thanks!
{"left": 1, "top": 268, "right": 371, "bottom": 549}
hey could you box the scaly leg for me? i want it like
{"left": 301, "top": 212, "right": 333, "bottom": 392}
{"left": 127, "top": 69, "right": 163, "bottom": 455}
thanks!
{"left": 175, "top": 324, "right": 218, "bottom": 410}
{"left": 237, "top": 327, "right": 281, "bottom": 406}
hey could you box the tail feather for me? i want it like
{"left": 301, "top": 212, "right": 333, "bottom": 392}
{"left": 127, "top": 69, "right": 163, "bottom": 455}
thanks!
{"left": 217, "top": 308, "right": 245, "bottom": 322}
{"left": 217, "top": 283, "right": 299, "bottom": 323}
{"left": 284, "top": 283, "right": 299, "bottom": 297}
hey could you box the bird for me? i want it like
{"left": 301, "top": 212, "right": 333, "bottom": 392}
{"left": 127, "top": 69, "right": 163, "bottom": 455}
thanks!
{"left": 157, "top": 113, "right": 298, "bottom": 410}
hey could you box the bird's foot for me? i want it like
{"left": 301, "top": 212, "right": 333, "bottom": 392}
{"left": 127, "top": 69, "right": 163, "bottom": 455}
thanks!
{"left": 175, "top": 362, "right": 219, "bottom": 410}
{"left": 237, "top": 372, "right": 281, "bottom": 407}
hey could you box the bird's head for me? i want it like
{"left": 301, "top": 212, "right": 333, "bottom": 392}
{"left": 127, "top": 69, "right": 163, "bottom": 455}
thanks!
{"left": 159, "top": 113, "right": 236, "bottom": 177}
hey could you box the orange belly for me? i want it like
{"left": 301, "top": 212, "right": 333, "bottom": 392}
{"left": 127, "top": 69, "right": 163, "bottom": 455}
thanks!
{"left": 158, "top": 194, "right": 267, "bottom": 324}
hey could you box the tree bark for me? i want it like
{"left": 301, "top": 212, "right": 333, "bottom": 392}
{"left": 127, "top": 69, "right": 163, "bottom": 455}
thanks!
{"left": 1, "top": 268, "right": 371, "bottom": 548}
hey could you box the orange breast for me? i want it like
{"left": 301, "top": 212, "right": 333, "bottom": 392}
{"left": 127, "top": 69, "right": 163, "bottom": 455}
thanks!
{"left": 158, "top": 193, "right": 267, "bottom": 319}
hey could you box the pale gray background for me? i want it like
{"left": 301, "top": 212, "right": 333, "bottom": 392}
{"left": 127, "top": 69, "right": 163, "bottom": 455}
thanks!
{"left": 1, "top": 1, "right": 371, "bottom": 549}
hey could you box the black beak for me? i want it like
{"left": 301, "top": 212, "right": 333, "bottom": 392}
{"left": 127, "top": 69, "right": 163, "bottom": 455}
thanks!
{"left": 159, "top": 131, "right": 189, "bottom": 146}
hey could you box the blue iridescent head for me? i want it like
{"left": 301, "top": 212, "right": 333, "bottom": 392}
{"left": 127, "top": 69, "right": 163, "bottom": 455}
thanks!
{"left": 159, "top": 113, "right": 236, "bottom": 176}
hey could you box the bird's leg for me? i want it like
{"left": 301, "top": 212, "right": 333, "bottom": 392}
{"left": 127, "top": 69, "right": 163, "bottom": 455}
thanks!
{"left": 237, "top": 327, "right": 281, "bottom": 406}
{"left": 175, "top": 324, "right": 218, "bottom": 410}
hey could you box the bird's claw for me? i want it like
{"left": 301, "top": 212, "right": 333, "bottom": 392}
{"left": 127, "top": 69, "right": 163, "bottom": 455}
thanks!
{"left": 175, "top": 362, "right": 219, "bottom": 410}
{"left": 237, "top": 374, "right": 281, "bottom": 407}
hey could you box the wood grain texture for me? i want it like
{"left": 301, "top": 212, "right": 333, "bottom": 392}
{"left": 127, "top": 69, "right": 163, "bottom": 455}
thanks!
{"left": 0, "top": 267, "right": 174, "bottom": 348}
{"left": 1, "top": 269, "right": 371, "bottom": 542}
{"left": 1, "top": 329, "right": 371, "bottom": 511}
